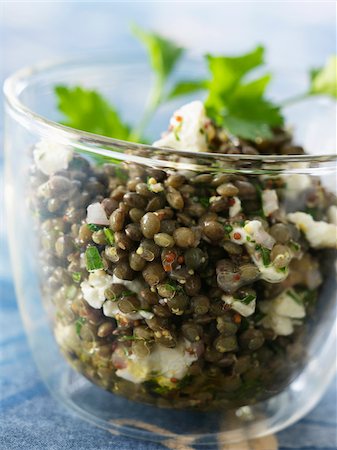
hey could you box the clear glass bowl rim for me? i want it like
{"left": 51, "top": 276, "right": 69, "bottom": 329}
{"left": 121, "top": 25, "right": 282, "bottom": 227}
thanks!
{"left": 3, "top": 54, "right": 337, "bottom": 167}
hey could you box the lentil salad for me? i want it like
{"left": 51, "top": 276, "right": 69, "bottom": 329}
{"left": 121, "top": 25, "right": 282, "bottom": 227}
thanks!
{"left": 30, "top": 100, "right": 337, "bottom": 411}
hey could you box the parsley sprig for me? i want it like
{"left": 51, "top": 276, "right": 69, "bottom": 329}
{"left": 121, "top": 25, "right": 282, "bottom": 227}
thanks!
{"left": 54, "top": 26, "right": 336, "bottom": 143}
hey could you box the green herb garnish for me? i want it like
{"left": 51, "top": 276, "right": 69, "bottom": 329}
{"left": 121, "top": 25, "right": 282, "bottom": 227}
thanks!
{"left": 75, "top": 317, "right": 86, "bottom": 336}
{"left": 205, "top": 48, "right": 283, "bottom": 140}
{"left": 260, "top": 247, "right": 271, "bottom": 266}
{"left": 287, "top": 289, "right": 303, "bottom": 305}
{"left": 255, "top": 244, "right": 270, "bottom": 265}
{"left": 103, "top": 228, "right": 115, "bottom": 245}
{"left": 54, "top": 25, "right": 336, "bottom": 143}
{"left": 87, "top": 223, "right": 102, "bottom": 232}
{"left": 198, "top": 196, "right": 210, "bottom": 208}
{"left": 120, "top": 290, "right": 135, "bottom": 298}
{"left": 72, "top": 272, "right": 82, "bottom": 283}
{"left": 240, "top": 294, "right": 256, "bottom": 305}
{"left": 55, "top": 86, "right": 131, "bottom": 139}
{"left": 164, "top": 281, "right": 183, "bottom": 293}
{"left": 168, "top": 79, "right": 207, "bottom": 100}
{"left": 130, "top": 23, "right": 184, "bottom": 141}
{"left": 289, "top": 240, "right": 301, "bottom": 252}
{"left": 85, "top": 246, "right": 104, "bottom": 272}
{"left": 224, "top": 224, "right": 233, "bottom": 234}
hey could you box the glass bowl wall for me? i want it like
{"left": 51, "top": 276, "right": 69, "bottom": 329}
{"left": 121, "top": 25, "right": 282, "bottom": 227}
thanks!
{"left": 4, "top": 56, "right": 337, "bottom": 445}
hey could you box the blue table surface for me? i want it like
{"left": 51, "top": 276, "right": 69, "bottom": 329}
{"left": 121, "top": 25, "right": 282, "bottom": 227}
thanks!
{"left": 1, "top": 271, "right": 336, "bottom": 450}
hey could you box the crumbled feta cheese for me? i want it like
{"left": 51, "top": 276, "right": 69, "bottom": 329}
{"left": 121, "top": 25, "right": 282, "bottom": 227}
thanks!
{"left": 257, "top": 265, "right": 289, "bottom": 283}
{"left": 101, "top": 276, "right": 147, "bottom": 321}
{"left": 139, "top": 310, "right": 155, "bottom": 320}
{"left": 287, "top": 212, "right": 337, "bottom": 249}
{"left": 80, "top": 270, "right": 112, "bottom": 309}
{"left": 147, "top": 177, "right": 164, "bottom": 193}
{"left": 229, "top": 221, "right": 288, "bottom": 283}
{"left": 152, "top": 101, "right": 209, "bottom": 152}
{"left": 111, "top": 275, "right": 145, "bottom": 294}
{"left": 243, "top": 220, "right": 276, "bottom": 250}
{"left": 259, "top": 289, "right": 306, "bottom": 336}
{"left": 103, "top": 300, "right": 142, "bottom": 321}
{"left": 262, "top": 313, "right": 294, "bottom": 336}
{"left": 33, "top": 139, "right": 73, "bottom": 176}
{"left": 115, "top": 340, "right": 198, "bottom": 384}
{"left": 86, "top": 202, "right": 109, "bottom": 225}
{"left": 222, "top": 294, "right": 256, "bottom": 317}
{"left": 272, "top": 290, "right": 305, "bottom": 319}
{"left": 262, "top": 189, "right": 279, "bottom": 216}
{"left": 282, "top": 174, "right": 312, "bottom": 199}
{"left": 229, "top": 197, "right": 242, "bottom": 218}
{"left": 54, "top": 322, "right": 81, "bottom": 353}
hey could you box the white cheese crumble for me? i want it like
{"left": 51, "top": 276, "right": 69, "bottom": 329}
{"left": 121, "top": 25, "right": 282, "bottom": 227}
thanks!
{"left": 80, "top": 270, "right": 113, "bottom": 309}
{"left": 54, "top": 322, "right": 81, "bottom": 353}
{"left": 259, "top": 289, "right": 306, "bottom": 336}
{"left": 229, "top": 220, "right": 289, "bottom": 283}
{"left": 103, "top": 300, "right": 142, "bottom": 321}
{"left": 147, "top": 177, "right": 164, "bottom": 193}
{"left": 222, "top": 294, "right": 256, "bottom": 317}
{"left": 115, "top": 340, "right": 198, "bottom": 384}
{"left": 287, "top": 212, "right": 337, "bottom": 249}
{"left": 261, "top": 189, "right": 279, "bottom": 216}
{"left": 33, "top": 139, "right": 73, "bottom": 176}
{"left": 86, "top": 203, "right": 109, "bottom": 226}
{"left": 111, "top": 275, "right": 145, "bottom": 295}
{"left": 229, "top": 197, "right": 242, "bottom": 218}
{"left": 244, "top": 220, "right": 276, "bottom": 249}
{"left": 282, "top": 174, "right": 312, "bottom": 199}
{"left": 152, "top": 101, "right": 209, "bottom": 152}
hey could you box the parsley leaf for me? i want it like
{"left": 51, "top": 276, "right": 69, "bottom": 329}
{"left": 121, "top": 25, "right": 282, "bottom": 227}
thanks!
{"left": 75, "top": 317, "right": 86, "bottom": 336}
{"left": 240, "top": 294, "right": 256, "bottom": 305}
{"left": 87, "top": 223, "right": 103, "bottom": 232}
{"left": 131, "top": 24, "right": 184, "bottom": 84}
{"left": 167, "top": 79, "right": 207, "bottom": 100}
{"left": 85, "top": 246, "right": 104, "bottom": 272}
{"left": 205, "top": 48, "right": 284, "bottom": 140}
{"left": 131, "top": 24, "right": 184, "bottom": 140}
{"left": 72, "top": 272, "right": 82, "bottom": 283}
{"left": 103, "top": 228, "right": 115, "bottom": 245}
{"left": 55, "top": 85, "right": 131, "bottom": 139}
{"left": 309, "top": 56, "right": 337, "bottom": 98}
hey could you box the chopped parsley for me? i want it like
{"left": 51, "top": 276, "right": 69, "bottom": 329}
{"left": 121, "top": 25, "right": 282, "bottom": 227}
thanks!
{"left": 164, "top": 281, "right": 184, "bottom": 293}
{"left": 120, "top": 290, "right": 135, "bottom": 298}
{"left": 198, "top": 196, "right": 210, "bottom": 208}
{"left": 224, "top": 224, "right": 233, "bottom": 234}
{"left": 255, "top": 245, "right": 271, "bottom": 266}
{"left": 240, "top": 294, "right": 256, "bottom": 305}
{"left": 87, "top": 223, "right": 102, "bottom": 232}
{"left": 103, "top": 227, "right": 115, "bottom": 245}
{"left": 72, "top": 272, "right": 82, "bottom": 283}
{"left": 85, "top": 246, "right": 104, "bottom": 272}
{"left": 287, "top": 289, "right": 303, "bottom": 305}
{"left": 289, "top": 240, "right": 301, "bottom": 252}
{"left": 75, "top": 317, "right": 86, "bottom": 336}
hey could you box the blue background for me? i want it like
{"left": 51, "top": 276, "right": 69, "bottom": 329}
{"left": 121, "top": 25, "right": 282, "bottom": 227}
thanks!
{"left": 1, "top": 2, "right": 336, "bottom": 449}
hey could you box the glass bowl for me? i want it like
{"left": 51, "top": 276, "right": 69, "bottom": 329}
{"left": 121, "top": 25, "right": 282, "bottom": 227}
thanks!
{"left": 3, "top": 55, "right": 337, "bottom": 446}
